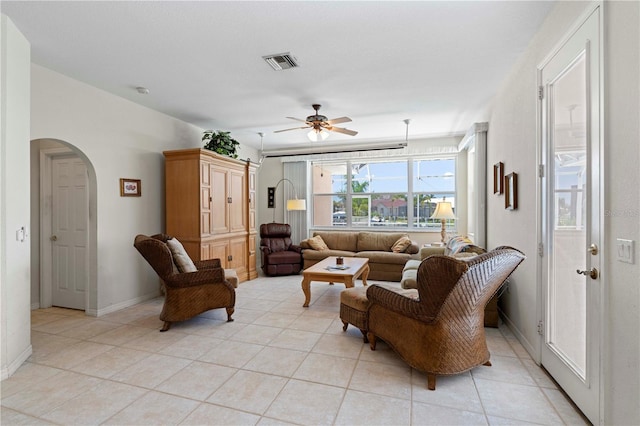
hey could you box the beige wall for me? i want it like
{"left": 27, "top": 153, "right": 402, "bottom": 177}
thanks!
{"left": 29, "top": 64, "right": 258, "bottom": 315}
{"left": 602, "top": 1, "right": 639, "bottom": 422}
{"left": 488, "top": 1, "right": 640, "bottom": 424}
{"left": 1, "top": 16, "right": 32, "bottom": 379}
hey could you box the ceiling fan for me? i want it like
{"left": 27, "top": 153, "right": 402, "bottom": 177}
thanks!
{"left": 274, "top": 104, "right": 358, "bottom": 141}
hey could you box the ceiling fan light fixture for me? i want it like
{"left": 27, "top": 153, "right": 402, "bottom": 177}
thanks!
{"left": 308, "top": 129, "right": 329, "bottom": 142}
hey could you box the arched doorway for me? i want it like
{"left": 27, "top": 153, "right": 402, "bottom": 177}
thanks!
{"left": 32, "top": 139, "right": 98, "bottom": 314}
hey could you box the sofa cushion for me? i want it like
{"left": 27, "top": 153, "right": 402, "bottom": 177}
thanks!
{"left": 303, "top": 249, "right": 356, "bottom": 261}
{"left": 313, "top": 231, "right": 359, "bottom": 252}
{"left": 166, "top": 237, "right": 197, "bottom": 273}
{"left": 307, "top": 235, "right": 329, "bottom": 251}
{"left": 391, "top": 236, "right": 412, "bottom": 253}
{"left": 401, "top": 268, "right": 418, "bottom": 289}
{"left": 355, "top": 251, "right": 415, "bottom": 265}
{"left": 357, "top": 232, "right": 408, "bottom": 252}
{"left": 369, "top": 283, "right": 419, "bottom": 299}
{"left": 404, "top": 259, "right": 422, "bottom": 271}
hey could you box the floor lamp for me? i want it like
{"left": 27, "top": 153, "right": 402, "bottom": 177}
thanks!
{"left": 270, "top": 178, "right": 306, "bottom": 222}
{"left": 430, "top": 201, "right": 456, "bottom": 243}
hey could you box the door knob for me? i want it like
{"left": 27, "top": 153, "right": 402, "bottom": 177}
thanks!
{"left": 50, "top": 235, "right": 58, "bottom": 241}
{"left": 588, "top": 244, "right": 598, "bottom": 255}
{"left": 576, "top": 268, "right": 598, "bottom": 279}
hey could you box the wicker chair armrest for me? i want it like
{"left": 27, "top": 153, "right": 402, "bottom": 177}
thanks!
{"left": 165, "top": 267, "right": 226, "bottom": 289}
{"left": 194, "top": 259, "right": 222, "bottom": 270}
{"left": 366, "top": 284, "right": 436, "bottom": 324}
{"left": 493, "top": 245, "right": 525, "bottom": 256}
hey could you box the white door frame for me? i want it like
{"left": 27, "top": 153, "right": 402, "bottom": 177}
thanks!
{"left": 40, "top": 147, "right": 90, "bottom": 310}
{"left": 536, "top": 3, "right": 604, "bottom": 424}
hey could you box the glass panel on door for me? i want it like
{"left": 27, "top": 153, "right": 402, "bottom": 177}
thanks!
{"left": 547, "top": 52, "right": 587, "bottom": 379}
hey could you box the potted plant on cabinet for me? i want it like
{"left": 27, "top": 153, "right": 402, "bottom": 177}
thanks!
{"left": 202, "top": 130, "right": 239, "bottom": 159}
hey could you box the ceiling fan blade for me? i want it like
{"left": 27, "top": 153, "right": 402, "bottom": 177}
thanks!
{"left": 286, "top": 117, "right": 309, "bottom": 123}
{"left": 274, "top": 126, "right": 309, "bottom": 133}
{"left": 327, "top": 117, "right": 351, "bottom": 125}
{"left": 328, "top": 126, "right": 358, "bottom": 136}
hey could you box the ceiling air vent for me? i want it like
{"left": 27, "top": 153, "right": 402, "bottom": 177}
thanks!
{"left": 262, "top": 53, "right": 299, "bottom": 71}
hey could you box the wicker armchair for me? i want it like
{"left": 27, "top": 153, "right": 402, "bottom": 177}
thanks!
{"left": 366, "top": 246, "right": 525, "bottom": 390}
{"left": 134, "top": 234, "right": 236, "bottom": 332}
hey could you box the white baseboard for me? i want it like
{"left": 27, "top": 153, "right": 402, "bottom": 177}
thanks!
{"left": 499, "top": 308, "right": 540, "bottom": 363}
{"left": 0, "top": 344, "right": 33, "bottom": 381}
{"left": 92, "top": 290, "right": 161, "bottom": 317}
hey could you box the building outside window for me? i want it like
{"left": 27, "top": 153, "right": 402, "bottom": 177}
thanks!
{"left": 311, "top": 157, "right": 456, "bottom": 231}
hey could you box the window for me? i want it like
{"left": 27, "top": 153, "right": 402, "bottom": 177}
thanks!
{"left": 311, "top": 157, "right": 456, "bottom": 230}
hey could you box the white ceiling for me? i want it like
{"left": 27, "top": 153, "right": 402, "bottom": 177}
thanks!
{"left": 2, "top": 1, "right": 555, "bottom": 152}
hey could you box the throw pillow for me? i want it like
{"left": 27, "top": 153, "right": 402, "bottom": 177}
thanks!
{"left": 166, "top": 237, "right": 197, "bottom": 273}
{"left": 445, "top": 235, "right": 473, "bottom": 256}
{"left": 391, "top": 236, "right": 412, "bottom": 253}
{"left": 307, "top": 235, "right": 329, "bottom": 251}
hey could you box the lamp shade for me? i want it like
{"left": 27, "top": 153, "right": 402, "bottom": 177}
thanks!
{"left": 430, "top": 201, "right": 456, "bottom": 220}
{"left": 286, "top": 199, "right": 306, "bottom": 211}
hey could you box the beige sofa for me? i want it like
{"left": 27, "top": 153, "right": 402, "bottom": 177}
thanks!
{"left": 300, "top": 231, "right": 420, "bottom": 282}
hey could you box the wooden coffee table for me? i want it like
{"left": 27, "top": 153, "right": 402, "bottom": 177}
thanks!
{"left": 301, "top": 257, "right": 369, "bottom": 307}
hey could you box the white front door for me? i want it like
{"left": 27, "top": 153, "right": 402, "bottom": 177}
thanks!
{"left": 51, "top": 155, "right": 89, "bottom": 309}
{"left": 539, "top": 7, "right": 601, "bottom": 424}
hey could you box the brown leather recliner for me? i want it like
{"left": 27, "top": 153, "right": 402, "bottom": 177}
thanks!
{"left": 259, "top": 223, "right": 303, "bottom": 276}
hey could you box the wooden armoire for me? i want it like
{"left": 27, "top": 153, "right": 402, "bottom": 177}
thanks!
{"left": 163, "top": 148, "right": 258, "bottom": 282}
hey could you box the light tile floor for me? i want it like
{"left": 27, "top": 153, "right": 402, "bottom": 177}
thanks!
{"left": 1, "top": 275, "right": 589, "bottom": 425}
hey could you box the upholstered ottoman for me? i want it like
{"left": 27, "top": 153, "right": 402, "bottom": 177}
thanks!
{"left": 340, "top": 286, "right": 370, "bottom": 343}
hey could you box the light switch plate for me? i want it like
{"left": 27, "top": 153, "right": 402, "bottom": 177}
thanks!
{"left": 616, "top": 239, "right": 634, "bottom": 264}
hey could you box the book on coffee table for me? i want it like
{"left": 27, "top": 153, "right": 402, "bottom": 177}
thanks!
{"left": 325, "top": 265, "right": 350, "bottom": 271}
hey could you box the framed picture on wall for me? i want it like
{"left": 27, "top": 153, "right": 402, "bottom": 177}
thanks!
{"left": 493, "top": 162, "right": 504, "bottom": 194}
{"left": 120, "top": 178, "right": 141, "bottom": 197}
{"left": 504, "top": 172, "right": 518, "bottom": 210}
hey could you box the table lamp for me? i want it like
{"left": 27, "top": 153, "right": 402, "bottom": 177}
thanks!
{"left": 430, "top": 201, "right": 456, "bottom": 243}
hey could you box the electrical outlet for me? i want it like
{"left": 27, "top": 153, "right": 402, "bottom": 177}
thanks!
{"left": 616, "top": 239, "right": 634, "bottom": 264}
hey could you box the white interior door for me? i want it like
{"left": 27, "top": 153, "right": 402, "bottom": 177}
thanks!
{"left": 51, "top": 155, "right": 89, "bottom": 309}
{"left": 539, "top": 7, "right": 601, "bottom": 424}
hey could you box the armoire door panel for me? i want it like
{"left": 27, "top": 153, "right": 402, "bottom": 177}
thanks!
{"left": 211, "top": 167, "right": 230, "bottom": 233}
{"left": 207, "top": 240, "right": 229, "bottom": 266}
{"left": 229, "top": 238, "right": 247, "bottom": 276}
{"left": 201, "top": 186, "right": 212, "bottom": 236}
{"left": 229, "top": 170, "right": 246, "bottom": 233}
